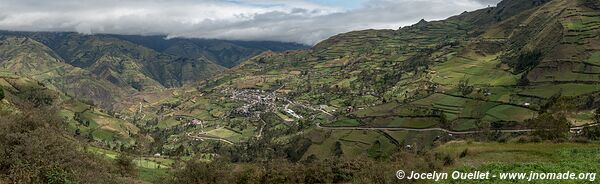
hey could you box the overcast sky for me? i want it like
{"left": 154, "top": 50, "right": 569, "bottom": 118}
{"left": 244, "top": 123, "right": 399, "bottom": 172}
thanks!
{"left": 0, "top": 0, "right": 500, "bottom": 45}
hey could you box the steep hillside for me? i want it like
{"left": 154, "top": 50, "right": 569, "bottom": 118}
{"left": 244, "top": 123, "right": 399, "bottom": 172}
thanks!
{"left": 0, "top": 31, "right": 305, "bottom": 90}
{"left": 0, "top": 73, "right": 141, "bottom": 150}
{"left": 0, "top": 36, "right": 133, "bottom": 109}
{"left": 0, "top": 75, "right": 149, "bottom": 183}
{"left": 0, "top": 30, "right": 306, "bottom": 110}
{"left": 23, "top": 32, "right": 226, "bottom": 88}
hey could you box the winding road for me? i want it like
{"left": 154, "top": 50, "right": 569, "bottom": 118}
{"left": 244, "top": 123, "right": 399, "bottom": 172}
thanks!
{"left": 317, "top": 123, "right": 600, "bottom": 135}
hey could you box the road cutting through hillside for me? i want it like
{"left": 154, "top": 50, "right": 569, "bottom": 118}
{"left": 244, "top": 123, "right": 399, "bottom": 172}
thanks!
{"left": 316, "top": 123, "right": 600, "bottom": 135}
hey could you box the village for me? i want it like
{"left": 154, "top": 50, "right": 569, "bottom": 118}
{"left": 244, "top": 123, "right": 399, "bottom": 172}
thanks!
{"left": 222, "top": 88, "right": 306, "bottom": 121}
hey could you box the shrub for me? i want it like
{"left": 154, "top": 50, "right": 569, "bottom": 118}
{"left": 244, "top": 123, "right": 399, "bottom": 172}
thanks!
{"left": 115, "top": 154, "right": 137, "bottom": 177}
{"left": 595, "top": 108, "right": 600, "bottom": 123}
{"left": 517, "top": 75, "right": 530, "bottom": 86}
{"left": 584, "top": 126, "right": 600, "bottom": 140}
{"left": 529, "top": 113, "right": 570, "bottom": 141}
{"left": 459, "top": 148, "right": 470, "bottom": 158}
{"left": 166, "top": 159, "right": 234, "bottom": 184}
{"left": 0, "top": 86, "right": 4, "bottom": 100}
{"left": 458, "top": 79, "right": 474, "bottom": 96}
{"left": 334, "top": 141, "right": 344, "bottom": 157}
{"left": 443, "top": 154, "right": 455, "bottom": 166}
{"left": 514, "top": 50, "right": 542, "bottom": 73}
{"left": 45, "top": 166, "right": 75, "bottom": 184}
{"left": 0, "top": 107, "right": 136, "bottom": 183}
{"left": 17, "top": 87, "right": 55, "bottom": 107}
{"left": 583, "top": 0, "right": 600, "bottom": 10}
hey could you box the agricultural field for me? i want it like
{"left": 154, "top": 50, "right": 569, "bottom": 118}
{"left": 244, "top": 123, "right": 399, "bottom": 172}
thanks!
{"left": 519, "top": 84, "right": 600, "bottom": 98}
{"left": 371, "top": 117, "right": 439, "bottom": 128}
{"left": 432, "top": 53, "right": 518, "bottom": 86}
{"left": 301, "top": 130, "right": 398, "bottom": 159}
{"left": 88, "top": 147, "right": 173, "bottom": 183}
{"left": 484, "top": 105, "right": 537, "bottom": 122}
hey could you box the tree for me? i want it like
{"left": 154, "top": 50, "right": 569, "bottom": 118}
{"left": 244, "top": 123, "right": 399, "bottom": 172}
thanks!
{"left": 595, "top": 108, "right": 600, "bottom": 123}
{"left": 585, "top": 96, "right": 595, "bottom": 109}
{"left": 18, "top": 88, "right": 55, "bottom": 107}
{"left": 439, "top": 113, "right": 450, "bottom": 128}
{"left": 584, "top": 126, "right": 600, "bottom": 140}
{"left": 45, "top": 166, "right": 74, "bottom": 184}
{"left": 583, "top": 0, "right": 600, "bottom": 10}
{"left": 0, "top": 106, "right": 136, "bottom": 183}
{"left": 542, "top": 90, "right": 563, "bottom": 111}
{"left": 550, "top": 97, "right": 576, "bottom": 116}
{"left": 517, "top": 75, "right": 530, "bottom": 86}
{"left": 115, "top": 153, "right": 137, "bottom": 177}
{"left": 333, "top": 141, "right": 343, "bottom": 157}
{"left": 530, "top": 113, "right": 570, "bottom": 141}
{"left": 458, "top": 79, "right": 474, "bottom": 96}
{"left": 0, "top": 86, "right": 4, "bottom": 101}
{"left": 514, "top": 50, "right": 542, "bottom": 73}
{"left": 367, "top": 140, "right": 384, "bottom": 160}
{"left": 165, "top": 159, "right": 233, "bottom": 184}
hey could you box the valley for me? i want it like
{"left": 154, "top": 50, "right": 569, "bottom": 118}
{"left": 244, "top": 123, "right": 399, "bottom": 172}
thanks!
{"left": 1, "top": 0, "right": 600, "bottom": 183}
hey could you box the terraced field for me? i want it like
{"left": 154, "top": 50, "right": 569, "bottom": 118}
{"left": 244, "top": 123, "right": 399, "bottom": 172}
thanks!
{"left": 432, "top": 53, "right": 518, "bottom": 86}
{"left": 437, "top": 142, "right": 600, "bottom": 184}
{"left": 484, "top": 105, "right": 537, "bottom": 122}
{"left": 519, "top": 83, "right": 600, "bottom": 98}
{"left": 302, "top": 130, "right": 397, "bottom": 159}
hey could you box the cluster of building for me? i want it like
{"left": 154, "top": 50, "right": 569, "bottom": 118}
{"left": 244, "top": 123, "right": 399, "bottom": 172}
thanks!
{"left": 223, "top": 88, "right": 305, "bottom": 121}
{"left": 224, "top": 89, "right": 279, "bottom": 117}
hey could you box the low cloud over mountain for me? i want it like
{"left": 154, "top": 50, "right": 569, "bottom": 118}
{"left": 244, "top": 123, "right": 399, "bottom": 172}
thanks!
{"left": 0, "top": 0, "right": 499, "bottom": 45}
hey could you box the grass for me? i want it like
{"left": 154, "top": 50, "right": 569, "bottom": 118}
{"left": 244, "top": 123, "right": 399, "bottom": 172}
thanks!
{"left": 551, "top": 71, "right": 599, "bottom": 82}
{"left": 385, "top": 117, "right": 439, "bottom": 128}
{"left": 568, "top": 111, "right": 595, "bottom": 126}
{"left": 328, "top": 118, "right": 361, "bottom": 127}
{"left": 302, "top": 130, "right": 396, "bottom": 160}
{"left": 88, "top": 147, "right": 172, "bottom": 167}
{"left": 412, "top": 93, "right": 499, "bottom": 120}
{"left": 436, "top": 142, "right": 600, "bottom": 167}
{"left": 385, "top": 131, "right": 408, "bottom": 142}
{"left": 87, "top": 146, "right": 173, "bottom": 182}
{"left": 436, "top": 142, "right": 600, "bottom": 184}
{"left": 485, "top": 105, "right": 536, "bottom": 122}
{"left": 138, "top": 167, "right": 169, "bottom": 183}
{"left": 587, "top": 52, "right": 600, "bottom": 65}
{"left": 432, "top": 54, "right": 518, "bottom": 86}
{"left": 353, "top": 102, "right": 404, "bottom": 117}
{"left": 276, "top": 111, "right": 294, "bottom": 122}
{"left": 413, "top": 93, "right": 467, "bottom": 108}
{"left": 519, "top": 84, "right": 600, "bottom": 98}
{"left": 158, "top": 118, "right": 182, "bottom": 129}
{"left": 205, "top": 127, "right": 241, "bottom": 141}
{"left": 452, "top": 119, "right": 479, "bottom": 131}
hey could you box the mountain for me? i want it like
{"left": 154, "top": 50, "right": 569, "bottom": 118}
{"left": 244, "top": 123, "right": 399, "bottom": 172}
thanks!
{"left": 0, "top": 36, "right": 134, "bottom": 109}
{"left": 111, "top": 35, "right": 308, "bottom": 68}
{"left": 133, "top": 0, "right": 600, "bottom": 162}
{"left": 0, "top": 31, "right": 305, "bottom": 109}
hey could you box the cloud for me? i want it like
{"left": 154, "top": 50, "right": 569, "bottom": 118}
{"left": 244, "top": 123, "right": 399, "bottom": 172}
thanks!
{"left": 0, "top": 0, "right": 500, "bottom": 45}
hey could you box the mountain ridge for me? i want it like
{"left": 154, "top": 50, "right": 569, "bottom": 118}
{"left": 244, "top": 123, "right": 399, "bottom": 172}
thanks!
{"left": 2, "top": 0, "right": 600, "bottom": 183}
{"left": 0, "top": 31, "right": 306, "bottom": 109}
